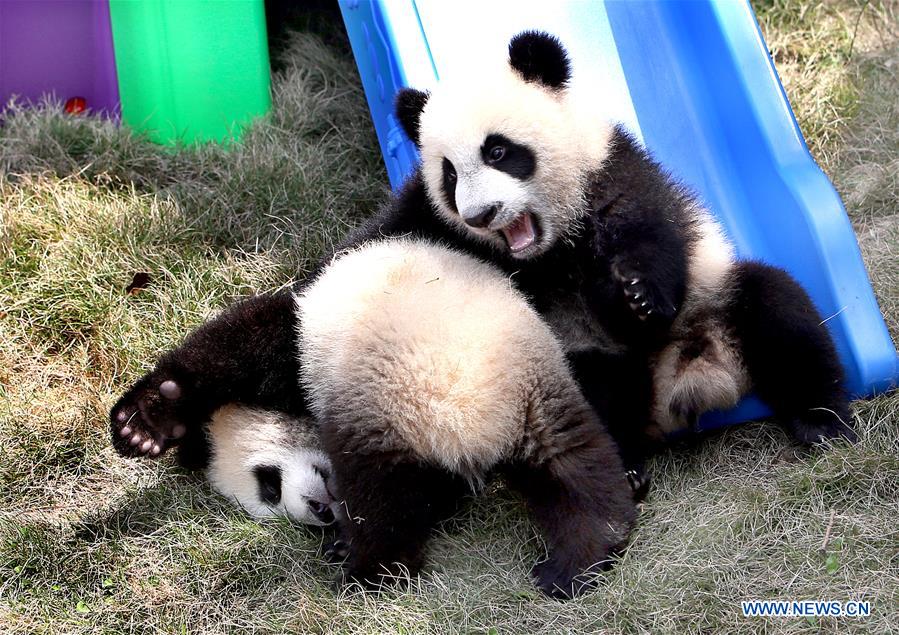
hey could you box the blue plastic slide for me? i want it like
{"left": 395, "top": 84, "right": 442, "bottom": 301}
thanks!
{"left": 338, "top": 0, "right": 898, "bottom": 427}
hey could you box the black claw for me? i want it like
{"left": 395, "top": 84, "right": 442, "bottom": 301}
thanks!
{"left": 324, "top": 539, "right": 350, "bottom": 564}
{"left": 625, "top": 468, "right": 651, "bottom": 502}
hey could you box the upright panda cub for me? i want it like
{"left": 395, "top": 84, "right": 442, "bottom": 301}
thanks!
{"left": 377, "top": 31, "right": 854, "bottom": 467}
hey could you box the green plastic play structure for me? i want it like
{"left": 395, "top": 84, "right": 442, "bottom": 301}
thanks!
{"left": 108, "top": 0, "right": 270, "bottom": 144}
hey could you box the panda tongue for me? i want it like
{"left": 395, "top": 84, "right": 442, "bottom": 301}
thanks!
{"left": 502, "top": 213, "right": 536, "bottom": 252}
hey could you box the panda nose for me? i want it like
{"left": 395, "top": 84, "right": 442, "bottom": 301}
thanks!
{"left": 308, "top": 500, "right": 335, "bottom": 524}
{"left": 462, "top": 205, "right": 498, "bottom": 228}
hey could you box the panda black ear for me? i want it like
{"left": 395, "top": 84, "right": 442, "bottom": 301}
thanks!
{"left": 395, "top": 88, "right": 430, "bottom": 146}
{"left": 508, "top": 30, "right": 571, "bottom": 90}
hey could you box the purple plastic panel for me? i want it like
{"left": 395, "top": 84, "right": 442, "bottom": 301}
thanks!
{"left": 0, "top": 0, "right": 119, "bottom": 115}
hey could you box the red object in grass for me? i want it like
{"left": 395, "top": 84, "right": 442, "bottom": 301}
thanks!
{"left": 64, "top": 96, "right": 87, "bottom": 114}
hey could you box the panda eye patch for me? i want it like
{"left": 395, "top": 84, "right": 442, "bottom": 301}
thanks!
{"left": 481, "top": 133, "right": 536, "bottom": 180}
{"left": 441, "top": 158, "right": 459, "bottom": 213}
{"left": 443, "top": 158, "right": 457, "bottom": 182}
{"left": 253, "top": 464, "right": 283, "bottom": 505}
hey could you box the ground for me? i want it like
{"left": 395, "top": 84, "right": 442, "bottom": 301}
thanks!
{"left": 0, "top": 1, "right": 896, "bottom": 633}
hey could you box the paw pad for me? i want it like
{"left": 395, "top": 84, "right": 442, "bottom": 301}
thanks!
{"left": 159, "top": 380, "right": 181, "bottom": 400}
{"left": 109, "top": 377, "right": 188, "bottom": 459}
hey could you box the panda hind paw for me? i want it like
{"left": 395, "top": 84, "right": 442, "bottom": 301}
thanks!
{"left": 531, "top": 559, "right": 602, "bottom": 600}
{"left": 109, "top": 374, "right": 189, "bottom": 459}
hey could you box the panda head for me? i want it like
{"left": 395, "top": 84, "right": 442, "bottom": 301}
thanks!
{"left": 206, "top": 407, "right": 338, "bottom": 527}
{"left": 396, "top": 31, "right": 614, "bottom": 259}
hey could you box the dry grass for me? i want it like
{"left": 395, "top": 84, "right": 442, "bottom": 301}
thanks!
{"left": 1, "top": 3, "right": 897, "bottom": 633}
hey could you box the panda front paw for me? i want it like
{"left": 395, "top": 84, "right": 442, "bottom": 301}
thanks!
{"left": 786, "top": 408, "right": 857, "bottom": 446}
{"left": 611, "top": 261, "right": 678, "bottom": 329}
{"left": 109, "top": 370, "right": 192, "bottom": 459}
{"left": 531, "top": 559, "right": 604, "bottom": 600}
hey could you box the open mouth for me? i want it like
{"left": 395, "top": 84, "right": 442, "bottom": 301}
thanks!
{"left": 498, "top": 212, "right": 540, "bottom": 254}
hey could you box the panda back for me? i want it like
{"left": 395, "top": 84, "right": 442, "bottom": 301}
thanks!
{"left": 296, "top": 238, "right": 567, "bottom": 474}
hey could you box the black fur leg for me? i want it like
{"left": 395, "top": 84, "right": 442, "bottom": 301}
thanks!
{"left": 322, "top": 419, "right": 469, "bottom": 591}
{"left": 110, "top": 290, "right": 307, "bottom": 465}
{"left": 505, "top": 414, "right": 636, "bottom": 599}
{"left": 567, "top": 349, "right": 660, "bottom": 475}
{"left": 336, "top": 460, "right": 467, "bottom": 590}
{"left": 728, "top": 262, "right": 855, "bottom": 445}
{"left": 785, "top": 409, "right": 855, "bottom": 445}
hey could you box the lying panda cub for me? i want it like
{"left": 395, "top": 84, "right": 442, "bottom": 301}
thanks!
{"left": 204, "top": 405, "right": 336, "bottom": 526}
{"left": 110, "top": 238, "right": 635, "bottom": 599}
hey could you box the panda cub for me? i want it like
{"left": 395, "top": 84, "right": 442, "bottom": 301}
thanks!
{"left": 204, "top": 405, "right": 336, "bottom": 526}
{"left": 298, "top": 238, "right": 635, "bottom": 598}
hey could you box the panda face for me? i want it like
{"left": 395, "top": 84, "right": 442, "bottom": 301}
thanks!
{"left": 396, "top": 31, "right": 614, "bottom": 259}
{"left": 434, "top": 129, "right": 544, "bottom": 257}
{"left": 249, "top": 448, "right": 336, "bottom": 526}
